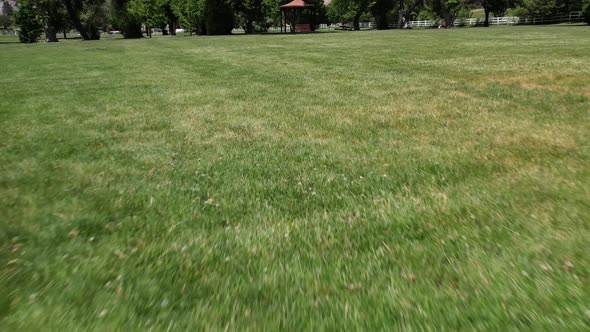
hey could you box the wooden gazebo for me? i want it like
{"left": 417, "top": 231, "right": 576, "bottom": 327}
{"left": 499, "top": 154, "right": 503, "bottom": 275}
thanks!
{"left": 280, "top": 0, "right": 316, "bottom": 33}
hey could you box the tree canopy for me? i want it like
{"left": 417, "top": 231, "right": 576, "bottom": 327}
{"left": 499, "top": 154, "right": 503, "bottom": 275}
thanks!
{"left": 10, "top": 0, "right": 590, "bottom": 43}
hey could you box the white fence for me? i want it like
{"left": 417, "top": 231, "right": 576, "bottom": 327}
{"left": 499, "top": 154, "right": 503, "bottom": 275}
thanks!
{"left": 388, "top": 11, "right": 585, "bottom": 28}
{"left": 142, "top": 10, "right": 588, "bottom": 35}
{"left": 232, "top": 23, "right": 340, "bottom": 33}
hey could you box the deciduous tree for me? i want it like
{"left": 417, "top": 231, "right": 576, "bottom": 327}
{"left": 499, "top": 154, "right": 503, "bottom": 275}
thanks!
{"left": 232, "top": 0, "right": 267, "bottom": 33}
{"left": 111, "top": 0, "right": 143, "bottom": 38}
{"left": 370, "top": 0, "right": 395, "bottom": 29}
{"left": 62, "top": 0, "right": 107, "bottom": 40}
{"left": 205, "top": 0, "right": 233, "bottom": 35}
{"left": 430, "top": 0, "right": 463, "bottom": 26}
{"left": 171, "top": 0, "right": 205, "bottom": 34}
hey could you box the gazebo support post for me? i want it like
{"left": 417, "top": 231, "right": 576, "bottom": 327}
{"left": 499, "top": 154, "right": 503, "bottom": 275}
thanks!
{"left": 279, "top": 0, "right": 315, "bottom": 34}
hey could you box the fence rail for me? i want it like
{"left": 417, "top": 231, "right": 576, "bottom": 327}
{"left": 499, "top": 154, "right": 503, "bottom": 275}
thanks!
{"left": 387, "top": 11, "right": 585, "bottom": 28}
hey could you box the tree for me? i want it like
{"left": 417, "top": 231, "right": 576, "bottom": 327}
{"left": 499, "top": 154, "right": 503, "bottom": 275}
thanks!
{"left": 405, "top": 0, "right": 433, "bottom": 20}
{"left": 171, "top": 0, "right": 205, "bottom": 35}
{"left": 475, "top": 0, "right": 492, "bottom": 26}
{"left": 3, "top": 1, "right": 14, "bottom": 16}
{"left": 352, "top": 0, "right": 371, "bottom": 30}
{"left": 37, "top": 0, "right": 68, "bottom": 42}
{"left": 205, "top": 0, "right": 233, "bottom": 35}
{"left": 471, "top": 0, "right": 518, "bottom": 27}
{"left": 0, "top": 14, "right": 13, "bottom": 28}
{"left": 128, "top": 0, "right": 165, "bottom": 37}
{"left": 232, "top": 0, "right": 267, "bottom": 33}
{"left": 307, "top": 0, "right": 328, "bottom": 27}
{"left": 521, "top": 0, "right": 583, "bottom": 17}
{"left": 491, "top": 0, "right": 519, "bottom": 17}
{"left": 329, "top": 0, "right": 372, "bottom": 30}
{"left": 62, "top": 0, "right": 107, "bottom": 40}
{"left": 160, "top": 0, "right": 179, "bottom": 35}
{"left": 584, "top": 0, "right": 590, "bottom": 24}
{"left": 430, "top": 0, "right": 463, "bottom": 26}
{"left": 370, "top": 0, "right": 395, "bottom": 29}
{"left": 111, "top": 0, "right": 143, "bottom": 38}
{"left": 15, "top": 1, "right": 43, "bottom": 43}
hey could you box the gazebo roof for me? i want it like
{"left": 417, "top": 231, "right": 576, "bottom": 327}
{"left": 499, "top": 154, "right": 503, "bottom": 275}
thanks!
{"left": 280, "top": 0, "right": 314, "bottom": 8}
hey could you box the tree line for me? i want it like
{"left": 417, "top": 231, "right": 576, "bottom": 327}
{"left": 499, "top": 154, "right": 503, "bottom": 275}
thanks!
{"left": 328, "top": 0, "right": 590, "bottom": 29}
{"left": 7, "top": 0, "right": 328, "bottom": 42}
{"left": 3, "top": 0, "right": 589, "bottom": 43}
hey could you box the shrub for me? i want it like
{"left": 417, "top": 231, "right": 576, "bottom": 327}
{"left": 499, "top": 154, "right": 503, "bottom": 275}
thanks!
{"left": 0, "top": 15, "right": 13, "bottom": 29}
{"left": 15, "top": 2, "right": 43, "bottom": 43}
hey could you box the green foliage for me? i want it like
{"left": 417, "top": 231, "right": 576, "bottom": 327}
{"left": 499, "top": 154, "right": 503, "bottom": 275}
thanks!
{"left": 306, "top": 0, "right": 329, "bottom": 25}
{"left": 520, "top": 0, "right": 583, "bottom": 16}
{"left": 36, "top": 0, "right": 69, "bottom": 41}
{"left": 205, "top": 0, "right": 233, "bottom": 34}
{"left": 110, "top": 0, "right": 143, "bottom": 38}
{"left": 456, "top": 5, "right": 472, "bottom": 18}
{"left": 62, "top": 0, "right": 108, "bottom": 40}
{"left": 370, "top": 0, "right": 395, "bottom": 29}
{"left": 171, "top": 0, "right": 205, "bottom": 34}
{"left": 0, "top": 14, "right": 12, "bottom": 28}
{"left": 583, "top": 0, "right": 590, "bottom": 23}
{"left": 14, "top": 1, "right": 43, "bottom": 43}
{"left": 416, "top": 8, "right": 436, "bottom": 20}
{"left": 328, "top": 0, "right": 372, "bottom": 27}
{"left": 507, "top": 5, "right": 527, "bottom": 16}
{"left": 327, "top": 0, "right": 356, "bottom": 23}
{"left": 160, "top": 0, "right": 179, "bottom": 34}
{"left": 491, "top": 0, "right": 520, "bottom": 16}
{"left": 232, "top": 0, "right": 268, "bottom": 33}
{"left": 128, "top": 0, "right": 166, "bottom": 32}
{"left": 429, "top": 0, "right": 464, "bottom": 25}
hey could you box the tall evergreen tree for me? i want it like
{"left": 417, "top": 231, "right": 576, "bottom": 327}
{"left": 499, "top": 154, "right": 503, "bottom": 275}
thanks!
{"left": 14, "top": 1, "right": 43, "bottom": 43}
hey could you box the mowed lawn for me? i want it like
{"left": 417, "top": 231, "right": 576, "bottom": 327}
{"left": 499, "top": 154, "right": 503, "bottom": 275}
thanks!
{"left": 1, "top": 26, "right": 589, "bottom": 330}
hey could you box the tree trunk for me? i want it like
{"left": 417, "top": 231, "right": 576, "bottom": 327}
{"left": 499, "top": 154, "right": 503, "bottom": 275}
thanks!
{"left": 169, "top": 21, "right": 176, "bottom": 35}
{"left": 87, "top": 29, "right": 101, "bottom": 40}
{"left": 484, "top": 8, "right": 490, "bottom": 27}
{"left": 199, "top": 21, "right": 207, "bottom": 35}
{"left": 353, "top": 13, "right": 361, "bottom": 30}
{"left": 245, "top": 20, "right": 254, "bottom": 34}
{"left": 63, "top": 0, "right": 91, "bottom": 40}
{"left": 123, "top": 22, "right": 143, "bottom": 38}
{"left": 353, "top": 0, "right": 370, "bottom": 31}
{"left": 63, "top": 30, "right": 67, "bottom": 39}
{"left": 45, "top": 24, "right": 58, "bottom": 42}
{"left": 444, "top": 13, "right": 454, "bottom": 28}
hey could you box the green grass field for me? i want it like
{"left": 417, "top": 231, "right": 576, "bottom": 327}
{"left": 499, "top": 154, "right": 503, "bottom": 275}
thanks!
{"left": 1, "top": 26, "right": 589, "bottom": 330}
